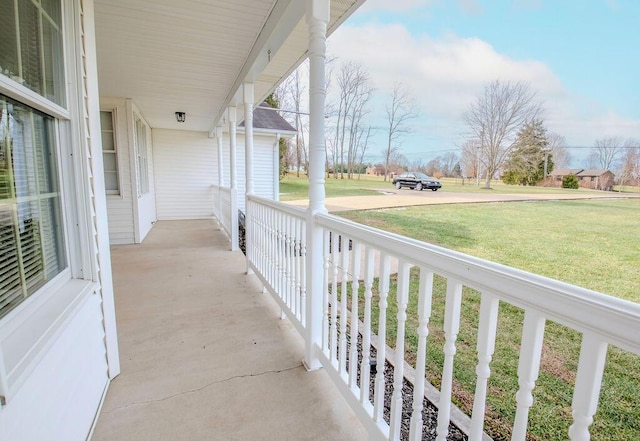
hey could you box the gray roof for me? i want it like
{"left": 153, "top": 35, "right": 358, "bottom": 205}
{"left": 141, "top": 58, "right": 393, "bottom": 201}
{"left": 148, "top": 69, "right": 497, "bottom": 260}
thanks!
{"left": 239, "top": 102, "right": 296, "bottom": 133}
{"left": 551, "top": 168, "right": 583, "bottom": 176}
{"left": 576, "top": 169, "right": 611, "bottom": 177}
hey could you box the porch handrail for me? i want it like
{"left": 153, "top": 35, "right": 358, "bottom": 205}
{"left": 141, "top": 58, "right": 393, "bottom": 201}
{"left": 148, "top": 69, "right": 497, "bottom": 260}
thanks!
{"left": 315, "top": 213, "right": 640, "bottom": 353}
{"left": 244, "top": 196, "right": 640, "bottom": 441}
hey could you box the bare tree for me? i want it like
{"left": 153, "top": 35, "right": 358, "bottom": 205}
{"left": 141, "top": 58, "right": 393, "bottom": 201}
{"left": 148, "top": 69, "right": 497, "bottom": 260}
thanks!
{"left": 440, "top": 152, "right": 459, "bottom": 177}
{"left": 330, "top": 61, "right": 373, "bottom": 179}
{"left": 354, "top": 126, "right": 374, "bottom": 179}
{"left": 593, "top": 136, "right": 623, "bottom": 170}
{"left": 547, "top": 132, "right": 571, "bottom": 169}
{"left": 619, "top": 138, "right": 640, "bottom": 187}
{"left": 274, "top": 63, "right": 308, "bottom": 176}
{"left": 383, "top": 82, "right": 417, "bottom": 181}
{"left": 463, "top": 80, "right": 542, "bottom": 188}
{"left": 459, "top": 139, "right": 482, "bottom": 180}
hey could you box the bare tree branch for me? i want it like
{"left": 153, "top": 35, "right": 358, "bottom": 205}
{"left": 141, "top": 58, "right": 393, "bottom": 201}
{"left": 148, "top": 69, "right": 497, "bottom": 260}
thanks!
{"left": 463, "top": 80, "right": 543, "bottom": 188}
{"left": 383, "top": 82, "right": 417, "bottom": 181}
{"left": 593, "top": 136, "right": 623, "bottom": 170}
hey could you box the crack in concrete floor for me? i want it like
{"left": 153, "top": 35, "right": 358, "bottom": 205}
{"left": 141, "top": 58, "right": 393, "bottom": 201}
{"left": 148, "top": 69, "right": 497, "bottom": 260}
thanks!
{"left": 103, "top": 363, "right": 303, "bottom": 413}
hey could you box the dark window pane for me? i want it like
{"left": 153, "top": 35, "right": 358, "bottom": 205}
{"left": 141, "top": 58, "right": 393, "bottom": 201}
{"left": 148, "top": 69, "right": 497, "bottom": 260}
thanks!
{"left": 0, "top": 95, "right": 66, "bottom": 319}
{"left": 18, "top": 0, "right": 43, "bottom": 96}
{"left": 0, "top": 0, "right": 18, "bottom": 79}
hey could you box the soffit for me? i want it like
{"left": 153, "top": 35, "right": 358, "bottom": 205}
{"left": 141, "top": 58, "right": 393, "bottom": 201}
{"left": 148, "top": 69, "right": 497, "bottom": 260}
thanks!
{"left": 94, "top": 0, "right": 364, "bottom": 133}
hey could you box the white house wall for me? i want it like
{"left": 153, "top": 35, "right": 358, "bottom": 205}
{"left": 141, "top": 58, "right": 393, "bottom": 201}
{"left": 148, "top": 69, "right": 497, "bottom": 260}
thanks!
{"left": 221, "top": 132, "right": 277, "bottom": 213}
{"left": 0, "top": 1, "right": 118, "bottom": 438}
{"left": 0, "top": 294, "right": 108, "bottom": 441}
{"left": 153, "top": 129, "right": 218, "bottom": 220}
{"left": 101, "top": 98, "right": 135, "bottom": 245}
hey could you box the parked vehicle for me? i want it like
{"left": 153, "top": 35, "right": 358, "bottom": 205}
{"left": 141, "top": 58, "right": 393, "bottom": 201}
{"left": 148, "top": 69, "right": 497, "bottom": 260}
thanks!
{"left": 392, "top": 172, "right": 442, "bottom": 191}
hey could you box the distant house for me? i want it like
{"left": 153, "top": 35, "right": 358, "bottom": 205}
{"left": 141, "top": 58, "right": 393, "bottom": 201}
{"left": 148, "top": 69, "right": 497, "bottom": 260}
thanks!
{"left": 576, "top": 169, "right": 615, "bottom": 191}
{"left": 548, "top": 168, "right": 615, "bottom": 191}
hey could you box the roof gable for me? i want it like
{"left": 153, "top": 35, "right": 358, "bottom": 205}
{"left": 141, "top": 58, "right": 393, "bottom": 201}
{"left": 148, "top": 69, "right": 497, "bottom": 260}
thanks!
{"left": 239, "top": 102, "right": 296, "bottom": 133}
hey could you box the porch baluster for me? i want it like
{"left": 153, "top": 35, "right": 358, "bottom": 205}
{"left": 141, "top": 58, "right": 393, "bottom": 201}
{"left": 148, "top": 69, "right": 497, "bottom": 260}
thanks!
{"left": 287, "top": 215, "right": 294, "bottom": 311}
{"left": 294, "top": 217, "right": 301, "bottom": 320}
{"left": 373, "top": 253, "right": 391, "bottom": 422}
{"left": 360, "top": 247, "right": 375, "bottom": 404}
{"left": 339, "top": 235, "right": 350, "bottom": 374}
{"left": 322, "top": 228, "right": 331, "bottom": 350}
{"left": 469, "top": 292, "right": 499, "bottom": 441}
{"left": 436, "top": 278, "right": 463, "bottom": 441}
{"left": 568, "top": 333, "right": 608, "bottom": 441}
{"left": 390, "top": 260, "right": 411, "bottom": 440}
{"left": 512, "top": 310, "right": 546, "bottom": 441}
{"left": 300, "top": 220, "right": 307, "bottom": 326}
{"left": 268, "top": 207, "right": 275, "bottom": 288}
{"left": 409, "top": 269, "right": 434, "bottom": 441}
{"left": 278, "top": 211, "right": 285, "bottom": 302}
{"left": 330, "top": 230, "right": 339, "bottom": 363}
{"left": 348, "top": 242, "right": 362, "bottom": 388}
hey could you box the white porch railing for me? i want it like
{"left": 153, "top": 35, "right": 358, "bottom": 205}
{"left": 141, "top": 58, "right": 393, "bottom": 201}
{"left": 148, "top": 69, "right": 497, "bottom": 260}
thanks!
{"left": 246, "top": 196, "right": 307, "bottom": 335}
{"left": 246, "top": 195, "right": 640, "bottom": 441}
{"left": 213, "top": 185, "right": 233, "bottom": 239}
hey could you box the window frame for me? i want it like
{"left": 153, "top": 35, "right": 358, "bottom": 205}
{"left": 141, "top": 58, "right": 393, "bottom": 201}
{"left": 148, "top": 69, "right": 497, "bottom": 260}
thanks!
{"left": 133, "top": 112, "right": 151, "bottom": 197}
{"left": 100, "top": 109, "right": 120, "bottom": 195}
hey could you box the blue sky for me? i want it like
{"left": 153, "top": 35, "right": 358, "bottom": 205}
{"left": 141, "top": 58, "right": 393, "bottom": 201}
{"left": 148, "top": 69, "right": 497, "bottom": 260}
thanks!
{"left": 327, "top": 0, "right": 640, "bottom": 167}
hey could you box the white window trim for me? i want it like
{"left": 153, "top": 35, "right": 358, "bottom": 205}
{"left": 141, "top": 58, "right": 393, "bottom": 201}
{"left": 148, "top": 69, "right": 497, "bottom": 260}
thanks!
{"left": 100, "top": 108, "right": 122, "bottom": 196}
{"left": 0, "top": 0, "right": 99, "bottom": 406}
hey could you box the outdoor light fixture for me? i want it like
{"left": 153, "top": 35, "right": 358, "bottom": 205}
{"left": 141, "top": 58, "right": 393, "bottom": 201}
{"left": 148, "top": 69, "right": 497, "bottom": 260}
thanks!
{"left": 175, "top": 112, "right": 186, "bottom": 123}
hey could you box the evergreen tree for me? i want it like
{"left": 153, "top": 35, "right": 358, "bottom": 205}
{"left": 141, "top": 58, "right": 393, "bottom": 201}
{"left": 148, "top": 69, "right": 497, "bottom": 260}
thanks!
{"left": 502, "top": 120, "right": 553, "bottom": 185}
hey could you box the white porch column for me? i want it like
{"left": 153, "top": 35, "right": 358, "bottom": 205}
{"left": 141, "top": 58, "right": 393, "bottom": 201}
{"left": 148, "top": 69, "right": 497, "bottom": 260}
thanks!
{"left": 244, "top": 83, "right": 255, "bottom": 196}
{"left": 215, "top": 125, "right": 224, "bottom": 221}
{"left": 229, "top": 106, "right": 239, "bottom": 251}
{"left": 244, "top": 83, "right": 255, "bottom": 273}
{"left": 303, "top": 0, "right": 329, "bottom": 371}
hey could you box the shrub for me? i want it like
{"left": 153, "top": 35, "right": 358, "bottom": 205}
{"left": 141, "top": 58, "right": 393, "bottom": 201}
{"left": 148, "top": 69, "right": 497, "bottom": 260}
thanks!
{"left": 562, "top": 174, "right": 579, "bottom": 189}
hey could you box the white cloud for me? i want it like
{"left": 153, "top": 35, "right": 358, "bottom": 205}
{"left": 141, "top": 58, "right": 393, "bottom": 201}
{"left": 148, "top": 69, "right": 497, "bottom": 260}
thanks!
{"left": 325, "top": 22, "right": 640, "bottom": 163}
{"left": 329, "top": 23, "right": 564, "bottom": 119}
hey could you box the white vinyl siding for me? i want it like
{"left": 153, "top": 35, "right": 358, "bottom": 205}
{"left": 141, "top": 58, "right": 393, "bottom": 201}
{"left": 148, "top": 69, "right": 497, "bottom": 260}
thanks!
{"left": 0, "top": 292, "right": 108, "bottom": 441}
{"left": 221, "top": 132, "right": 276, "bottom": 213}
{"left": 252, "top": 136, "right": 276, "bottom": 201}
{"left": 0, "top": 2, "right": 117, "bottom": 440}
{"left": 153, "top": 129, "right": 216, "bottom": 220}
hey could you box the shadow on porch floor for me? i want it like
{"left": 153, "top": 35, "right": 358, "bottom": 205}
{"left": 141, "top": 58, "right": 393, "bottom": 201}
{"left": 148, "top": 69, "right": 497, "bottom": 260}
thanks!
{"left": 91, "top": 220, "right": 366, "bottom": 441}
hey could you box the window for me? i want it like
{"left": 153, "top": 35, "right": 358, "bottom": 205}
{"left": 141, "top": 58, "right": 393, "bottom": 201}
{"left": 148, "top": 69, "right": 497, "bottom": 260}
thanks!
{"left": 0, "top": 0, "right": 65, "bottom": 106}
{"left": 100, "top": 110, "right": 119, "bottom": 194}
{"left": 134, "top": 117, "right": 149, "bottom": 195}
{"left": 0, "top": 94, "right": 66, "bottom": 319}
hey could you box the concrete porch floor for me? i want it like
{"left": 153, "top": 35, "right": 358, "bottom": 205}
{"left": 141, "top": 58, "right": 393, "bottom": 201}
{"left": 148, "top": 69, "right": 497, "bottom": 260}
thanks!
{"left": 91, "top": 220, "right": 367, "bottom": 441}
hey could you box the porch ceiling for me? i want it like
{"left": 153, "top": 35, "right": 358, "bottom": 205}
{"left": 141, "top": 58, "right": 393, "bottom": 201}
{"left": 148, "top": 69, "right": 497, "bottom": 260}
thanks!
{"left": 94, "top": 0, "right": 364, "bottom": 133}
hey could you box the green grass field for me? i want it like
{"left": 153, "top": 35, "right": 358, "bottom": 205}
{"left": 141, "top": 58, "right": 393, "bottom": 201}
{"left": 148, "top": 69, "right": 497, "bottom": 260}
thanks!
{"left": 341, "top": 199, "right": 640, "bottom": 301}
{"left": 337, "top": 198, "right": 640, "bottom": 441}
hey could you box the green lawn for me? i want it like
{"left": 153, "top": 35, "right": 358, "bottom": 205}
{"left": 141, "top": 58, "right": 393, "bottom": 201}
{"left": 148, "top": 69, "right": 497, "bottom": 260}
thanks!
{"left": 337, "top": 199, "right": 640, "bottom": 440}
{"left": 279, "top": 174, "right": 604, "bottom": 201}
{"left": 341, "top": 199, "right": 640, "bottom": 301}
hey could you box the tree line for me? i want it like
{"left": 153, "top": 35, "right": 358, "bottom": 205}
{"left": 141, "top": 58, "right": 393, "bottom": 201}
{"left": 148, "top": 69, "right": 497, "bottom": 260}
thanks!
{"left": 271, "top": 61, "right": 639, "bottom": 189}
